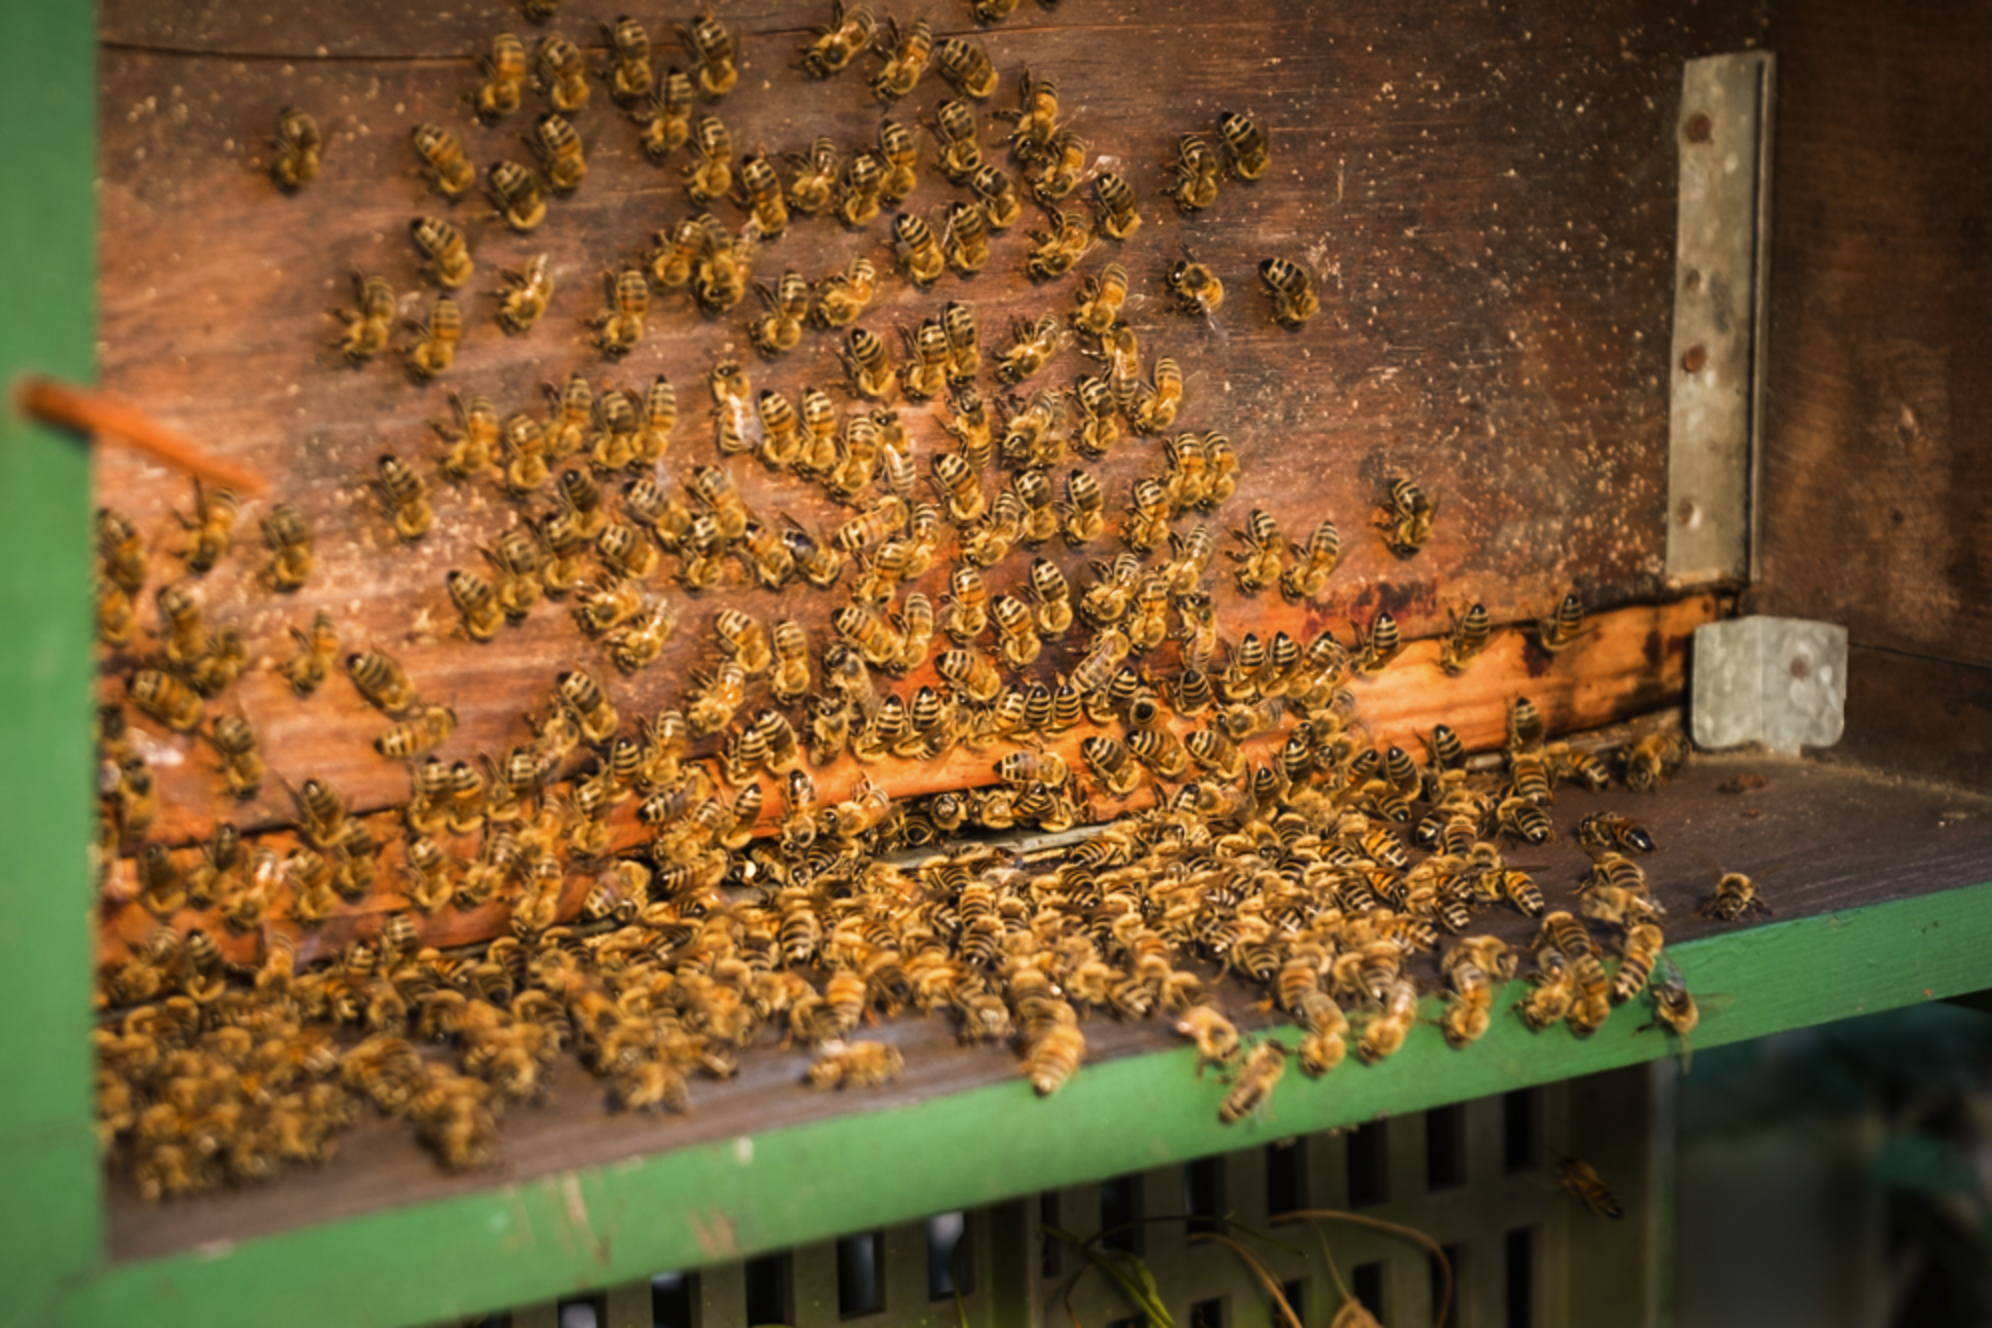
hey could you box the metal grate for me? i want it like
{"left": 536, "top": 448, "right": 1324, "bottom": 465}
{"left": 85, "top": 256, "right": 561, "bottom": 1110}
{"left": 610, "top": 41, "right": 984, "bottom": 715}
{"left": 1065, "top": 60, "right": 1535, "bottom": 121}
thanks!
{"left": 466, "top": 1065, "right": 1665, "bottom": 1328}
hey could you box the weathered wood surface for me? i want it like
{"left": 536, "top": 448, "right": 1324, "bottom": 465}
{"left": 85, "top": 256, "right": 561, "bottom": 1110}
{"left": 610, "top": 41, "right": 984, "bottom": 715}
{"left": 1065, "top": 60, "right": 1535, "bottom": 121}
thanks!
{"left": 1754, "top": 0, "right": 1992, "bottom": 675}
{"left": 94, "top": 594, "right": 1718, "bottom": 969}
{"left": 105, "top": 752, "right": 1992, "bottom": 1261}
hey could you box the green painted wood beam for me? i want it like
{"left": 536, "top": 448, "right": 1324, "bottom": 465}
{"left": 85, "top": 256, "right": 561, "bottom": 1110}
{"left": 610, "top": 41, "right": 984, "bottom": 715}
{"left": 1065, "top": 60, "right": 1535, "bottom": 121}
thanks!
{"left": 55, "top": 877, "right": 1992, "bottom": 1328}
{"left": 0, "top": 0, "right": 101, "bottom": 1321}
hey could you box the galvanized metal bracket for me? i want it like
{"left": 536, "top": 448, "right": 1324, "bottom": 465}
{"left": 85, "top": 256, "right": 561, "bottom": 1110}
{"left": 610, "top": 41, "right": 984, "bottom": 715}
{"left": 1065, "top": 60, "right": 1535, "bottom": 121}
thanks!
{"left": 1692, "top": 616, "right": 1847, "bottom": 753}
{"left": 1666, "top": 51, "right": 1776, "bottom": 585}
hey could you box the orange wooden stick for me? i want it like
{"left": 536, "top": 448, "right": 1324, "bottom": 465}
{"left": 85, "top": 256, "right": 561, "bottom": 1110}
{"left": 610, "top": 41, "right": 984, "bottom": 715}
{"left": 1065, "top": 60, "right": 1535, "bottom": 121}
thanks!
{"left": 15, "top": 375, "right": 270, "bottom": 496}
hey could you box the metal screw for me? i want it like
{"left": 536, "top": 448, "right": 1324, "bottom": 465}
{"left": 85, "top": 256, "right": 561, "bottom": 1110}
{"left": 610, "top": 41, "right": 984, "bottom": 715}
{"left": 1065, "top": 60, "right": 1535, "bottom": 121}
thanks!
{"left": 1681, "top": 344, "right": 1708, "bottom": 373}
{"left": 1685, "top": 112, "right": 1713, "bottom": 143}
{"left": 1675, "top": 499, "right": 1699, "bottom": 527}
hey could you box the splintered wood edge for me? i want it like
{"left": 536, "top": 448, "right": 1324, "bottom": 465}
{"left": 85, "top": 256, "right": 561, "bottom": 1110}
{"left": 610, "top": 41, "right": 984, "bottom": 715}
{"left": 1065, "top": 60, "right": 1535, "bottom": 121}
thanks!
{"left": 94, "top": 593, "right": 1717, "bottom": 968}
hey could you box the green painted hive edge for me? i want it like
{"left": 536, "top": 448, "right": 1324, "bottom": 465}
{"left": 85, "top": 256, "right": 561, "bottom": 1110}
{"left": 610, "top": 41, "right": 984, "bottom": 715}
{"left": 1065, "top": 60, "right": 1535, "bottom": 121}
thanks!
{"left": 50, "top": 875, "right": 1992, "bottom": 1328}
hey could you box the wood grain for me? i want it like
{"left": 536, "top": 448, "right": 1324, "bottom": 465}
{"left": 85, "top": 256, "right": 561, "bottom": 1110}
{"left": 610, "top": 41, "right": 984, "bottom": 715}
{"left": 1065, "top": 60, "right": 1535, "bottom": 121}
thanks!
{"left": 1754, "top": 0, "right": 1992, "bottom": 674}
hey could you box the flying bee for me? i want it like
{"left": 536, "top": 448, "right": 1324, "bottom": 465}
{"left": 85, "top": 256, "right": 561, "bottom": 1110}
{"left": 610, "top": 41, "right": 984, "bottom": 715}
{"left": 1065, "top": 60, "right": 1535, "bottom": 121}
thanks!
{"left": 205, "top": 714, "right": 263, "bottom": 798}
{"left": 800, "top": 1, "right": 876, "bottom": 77}
{"left": 1218, "top": 1040, "right": 1287, "bottom": 1124}
{"left": 1622, "top": 731, "right": 1689, "bottom": 793}
{"left": 1167, "top": 256, "right": 1225, "bottom": 316}
{"left": 1279, "top": 518, "right": 1340, "bottom": 600}
{"left": 634, "top": 68, "right": 695, "bottom": 161}
{"left": 411, "top": 216, "right": 473, "bottom": 288}
{"left": 476, "top": 32, "right": 529, "bottom": 120}
{"left": 1168, "top": 132, "right": 1222, "bottom": 212}
{"left": 1026, "top": 207, "right": 1093, "bottom": 280}
{"left": 969, "top": 163, "right": 1022, "bottom": 231}
{"left": 372, "top": 454, "right": 434, "bottom": 541}
{"left": 492, "top": 251, "right": 554, "bottom": 335}
{"left": 685, "top": 12, "right": 738, "bottom": 98}
{"left": 533, "top": 32, "right": 590, "bottom": 112}
{"left": 1555, "top": 1158, "right": 1624, "bottom": 1220}
{"left": 1217, "top": 109, "right": 1270, "bottom": 180}
{"left": 346, "top": 650, "right": 417, "bottom": 713}
{"left": 603, "top": 16, "right": 653, "bottom": 105}
{"left": 588, "top": 268, "right": 648, "bottom": 357}
{"left": 334, "top": 271, "right": 397, "bottom": 364}
{"left": 1258, "top": 257, "right": 1319, "bottom": 328}
{"left": 374, "top": 702, "right": 457, "bottom": 760}
{"left": 870, "top": 14, "right": 932, "bottom": 103}
{"left": 1226, "top": 508, "right": 1285, "bottom": 594}
{"left": 932, "top": 98, "right": 983, "bottom": 182}
{"left": 1645, "top": 956, "right": 1701, "bottom": 1068}
{"left": 260, "top": 504, "right": 314, "bottom": 592}
{"left": 1377, "top": 476, "right": 1436, "bottom": 557}
{"left": 271, "top": 105, "right": 321, "bottom": 191}
{"left": 1696, "top": 872, "right": 1769, "bottom": 922}
{"left": 841, "top": 326, "right": 897, "bottom": 399}
{"left": 531, "top": 112, "right": 586, "bottom": 192}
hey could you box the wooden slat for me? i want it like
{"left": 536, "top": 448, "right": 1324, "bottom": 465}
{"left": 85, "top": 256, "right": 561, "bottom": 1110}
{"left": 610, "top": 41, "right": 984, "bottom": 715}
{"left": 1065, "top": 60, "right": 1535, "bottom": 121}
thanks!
{"left": 93, "top": 594, "right": 1715, "bottom": 968}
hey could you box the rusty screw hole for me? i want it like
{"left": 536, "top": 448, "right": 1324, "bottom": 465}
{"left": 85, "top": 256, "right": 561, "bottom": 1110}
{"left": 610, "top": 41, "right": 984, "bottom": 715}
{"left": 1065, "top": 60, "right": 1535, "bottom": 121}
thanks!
{"left": 1685, "top": 112, "right": 1713, "bottom": 143}
{"left": 1675, "top": 499, "right": 1699, "bottom": 527}
{"left": 1790, "top": 656, "right": 1811, "bottom": 680}
{"left": 1681, "top": 344, "right": 1708, "bottom": 373}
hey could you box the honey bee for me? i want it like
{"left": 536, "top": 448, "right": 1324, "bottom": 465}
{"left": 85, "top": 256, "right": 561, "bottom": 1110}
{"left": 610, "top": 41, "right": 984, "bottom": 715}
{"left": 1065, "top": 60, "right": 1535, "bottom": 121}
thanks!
{"left": 411, "top": 216, "right": 473, "bottom": 289}
{"left": 1090, "top": 172, "right": 1141, "bottom": 242}
{"left": 1227, "top": 509, "right": 1285, "bottom": 594}
{"left": 1216, "top": 109, "right": 1270, "bottom": 180}
{"left": 889, "top": 212, "right": 946, "bottom": 287}
{"left": 995, "top": 314, "right": 1064, "bottom": 386}
{"left": 800, "top": 1, "right": 876, "bottom": 77}
{"left": 934, "top": 646, "right": 1001, "bottom": 705}
{"left": 345, "top": 649, "right": 416, "bottom": 715}
{"left": 813, "top": 254, "right": 878, "bottom": 328}
{"left": 374, "top": 702, "right": 457, "bottom": 761}
{"left": 747, "top": 271, "right": 807, "bottom": 357}
{"left": 611, "top": 598, "right": 677, "bottom": 673}
{"left": 534, "top": 32, "right": 590, "bottom": 112}
{"left": 842, "top": 327, "right": 898, "bottom": 400}
{"left": 492, "top": 252, "right": 554, "bottom": 334}
{"left": 1218, "top": 1040, "right": 1287, "bottom": 1124}
{"left": 1554, "top": 1158, "right": 1624, "bottom": 1220}
{"left": 603, "top": 16, "right": 653, "bottom": 106}
{"left": 334, "top": 271, "right": 397, "bottom": 364}
{"left": 1054, "top": 470, "right": 1104, "bottom": 547}
{"left": 1645, "top": 956, "right": 1700, "bottom": 1067}
{"left": 1167, "top": 257, "right": 1225, "bottom": 316}
{"left": 685, "top": 13, "right": 738, "bottom": 99}
{"left": 871, "top": 15, "right": 932, "bottom": 103}
{"left": 370, "top": 454, "right": 434, "bottom": 542}
{"left": 1079, "top": 734, "right": 1141, "bottom": 797}
{"left": 476, "top": 32, "right": 530, "bottom": 121}
{"left": 687, "top": 464, "right": 751, "bottom": 543}
{"left": 938, "top": 202, "right": 989, "bottom": 277}
{"left": 1025, "top": 208, "right": 1093, "bottom": 281}
{"left": 399, "top": 294, "right": 461, "bottom": 380}
{"left": 411, "top": 123, "right": 475, "bottom": 200}
{"left": 1611, "top": 923, "right": 1665, "bottom": 1005}
{"left": 272, "top": 611, "right": 337, "bottom": 697}
{"left": 806, "top": 1039, "right": 906, "bottom": 1090}
{"left": 1622, "top": 731, "right": 1689, "bottom": 793}
{"left": 1023, "top": 1021, "right": 1085, "bottom": 1096}
{"left": 736, "top": 150, "right": 788, "bottom": 237}
{"left": 552, "top": 668, "right": 617, "bottom": 745}
{"left": 437, "top": 389, "right": 500, "bottom": 477}
{"left": 260, "top": 504, "right": 314, "bottom": 593}
{"left": 970, "top": 163, "right": 1022, "bottom": 232}
{"left": 779, "top": 136, "right": 839, "bottom": 217}
{"left": 1258, "top": 257, "right": 1319, "bottom": 328}
{"left": 1167, "top": 132, "right": 1222, "bottom": 212}
{"left": 1428, "top": 601, "right": 1493, "bottom": 675}
{"left": 1577, "top": 811, "right": 1655, "bottom": 856}
{"left": 835, "top": 149, "right": 887, "bottom": 228}
{"left": 1030, "top": 127, "right": 1086, "bottom": 204}
{"left": 1533, "top": 593, "right": 1588, "bottom": 653}
{"left": 271, "top": 105, "right": 321, "bottom": 191}
{"left": 1279, "top": 518, "right": 1340, "bottom": 600}
{"left": 874, "top": 118, "right": 920, "bottom": 205}
{"left": 931, "top": 99, "right": 984, "bottom": 183}
{"left": 531, "top": 112, "right": 587, "bottom": 193}
{"left": 990, "top": 595, "right": 1042, "bottom": 670}
{"left": 590, "top": 268, "right": 648, "bottom": 356}
{"left": 205, "top": 714, "right": 263, "bottom": 798}
{"left": 1377, "top": 477, "right": 1436, "bottom": 557}
{"left": 634, "top": 68, "right": 695, "bottom": 161}
{"left": 1696, "top": 872, "right": 1769, "bottom": 922}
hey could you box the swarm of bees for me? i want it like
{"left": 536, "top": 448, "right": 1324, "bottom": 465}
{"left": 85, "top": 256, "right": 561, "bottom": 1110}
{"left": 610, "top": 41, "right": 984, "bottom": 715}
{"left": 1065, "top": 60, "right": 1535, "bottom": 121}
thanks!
{"left": 91, "top": 2, "right": 1760, "bottom": 1203}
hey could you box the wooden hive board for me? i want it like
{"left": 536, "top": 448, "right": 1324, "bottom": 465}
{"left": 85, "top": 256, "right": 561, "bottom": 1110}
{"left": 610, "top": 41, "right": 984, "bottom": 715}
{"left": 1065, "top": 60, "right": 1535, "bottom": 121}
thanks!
{"left": 91, "top": 1, "right": 1753, "bottom": 957}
